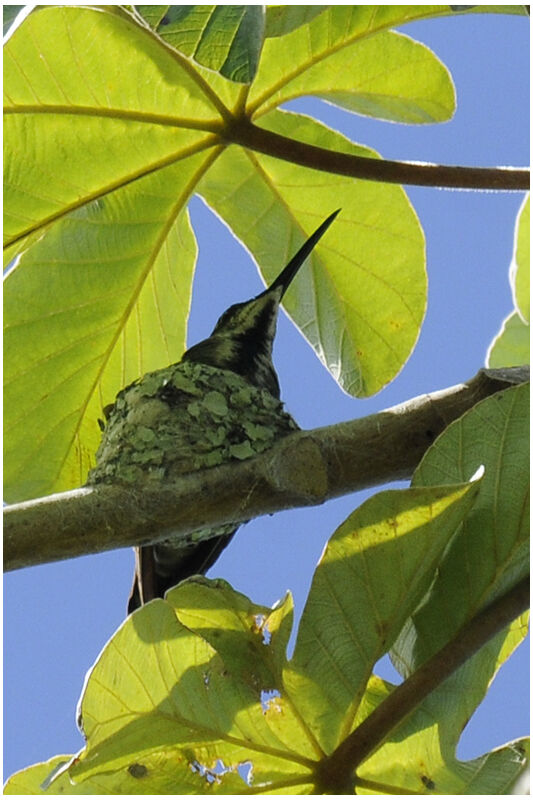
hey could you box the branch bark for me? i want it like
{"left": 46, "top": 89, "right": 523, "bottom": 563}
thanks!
{"left": 314, "top": 575, "right": 530, "bottom": 794}
{"left": 226, "top": 118, "right": 530, "bottom": 191}
{"left": 4, "top": 367, "right": 528, "bottom": 572}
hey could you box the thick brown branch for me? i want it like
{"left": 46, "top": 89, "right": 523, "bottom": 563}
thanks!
{"left": 226, "top": 118, "right": 530, "bottom": 191}
{"left": 3, "top": 367, "right": 528, "bottom": 572}
{"left": 314, "top": 576, "right": 530, "bottom": 793}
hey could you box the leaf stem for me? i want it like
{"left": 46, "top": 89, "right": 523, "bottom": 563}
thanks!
{"left": 313, "top": 576, "right": 530, "bottom": 793}
{"left": 225, "top": 117, "right": 530, "bottom": 191}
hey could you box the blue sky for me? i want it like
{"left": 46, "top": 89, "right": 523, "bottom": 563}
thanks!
{"left": 4, "top": 9, "right": 529, "bottom": 785}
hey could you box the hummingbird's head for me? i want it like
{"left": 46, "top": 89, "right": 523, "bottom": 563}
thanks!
{"left": 184, "top": 287, "right": 284, "bottom": 397}
{"left": 182, "top": 210, "right": 340, "bottom": 398}
{"left": 210, "top": 285, "right": 283, "bottom": 352}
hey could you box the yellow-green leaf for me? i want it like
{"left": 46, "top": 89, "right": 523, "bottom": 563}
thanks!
{"left": 69, "top": 596, "right": 315, "bottom": 791}
{"left": 411, "top": 383, "right": 529, "bottom": 637}
{"left": 5, "top": 552, "right": 527, "bottom": 794}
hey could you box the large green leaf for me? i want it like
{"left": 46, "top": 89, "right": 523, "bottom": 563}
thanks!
{"left": 10, "top": 5, "right": 523, "bottom": 504}
{"left": 4, "top": 481, "right": 492, "bottom": 794}
{"left": 4, "top": 5, "right": 438, "bottom": 503}
{"left": 133, "top": 5, "right": 265, "bottom": 84}
{"left": 6, "top": 731, "right": 527, "bottom": 795}
{"left": 407, "top": 383, "right": 529, "bottom": 655}
{"left": 392, "top": 383, "right": 529, "bottom": 751}
{"left": 61, "top": 594, "right": 315, "bottom": 791}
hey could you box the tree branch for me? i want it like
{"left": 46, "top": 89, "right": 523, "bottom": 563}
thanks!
{"left": 4, "top": 367, "right": 528, "bottom": 572}
{"left": 226, "top": 118, "right": 530, "bottom": 191}
{"left": 313, "top": 575, "right": 530, "bottom": 793}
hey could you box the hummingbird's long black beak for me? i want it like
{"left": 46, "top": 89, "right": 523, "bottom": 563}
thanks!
{"left": 184, "top": 208, "right": 341, "bottom": 393}
{"left": 264, "top": 209, "right": 340, "bottom": 298}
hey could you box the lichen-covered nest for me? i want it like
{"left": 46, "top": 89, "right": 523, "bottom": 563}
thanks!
{"left": 88, "top": 360, "right": 298, "bottom": 487}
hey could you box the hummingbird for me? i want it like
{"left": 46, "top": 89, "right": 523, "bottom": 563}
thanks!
{"left": 87, "top": 210, "right": 339, "bottom": 613}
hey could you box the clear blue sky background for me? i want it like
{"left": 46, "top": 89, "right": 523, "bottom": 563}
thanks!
{"left": 4, "top": 10, "right": 529, "bottom": 784}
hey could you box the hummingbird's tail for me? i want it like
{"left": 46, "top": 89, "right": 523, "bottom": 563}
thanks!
{"left": 127, "top": 533, "right": 236, "bottom": 613}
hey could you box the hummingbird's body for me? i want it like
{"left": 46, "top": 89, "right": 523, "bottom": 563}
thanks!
{"left": 87, "top": 210, "right": 339, "bottom": 613}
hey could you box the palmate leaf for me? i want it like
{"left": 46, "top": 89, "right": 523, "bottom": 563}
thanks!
{"left": 4, "top": 5, "right": 443, "bottom": 502}
{"left": 3, "top": 6, "right": 226, "bottom": 259}
{"left": 6, "top": 481, "right": 495, "bottom": 795}
{"left": 6, "top": 4, "right": 519, "bottom": 505}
